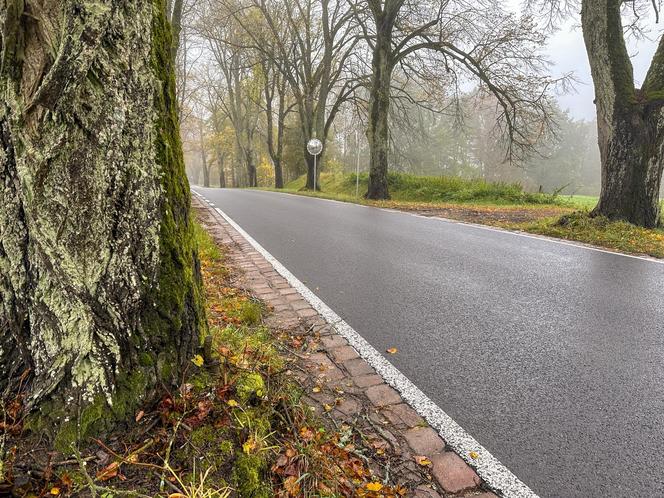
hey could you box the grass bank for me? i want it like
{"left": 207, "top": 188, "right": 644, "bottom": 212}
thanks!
{"left": 264, "top": 172, "right": 663, "bottom": 259}
{"left": 284, "top": 172, "right": 568, "bottom": 205}
{"left": 500, "top": 213, "right": 664, "bottom": 259}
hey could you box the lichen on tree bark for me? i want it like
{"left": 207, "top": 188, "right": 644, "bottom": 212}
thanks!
{"left": 0, "top": 0, "right": 203, "bottom": 447}
{"left": 582, "top": 0, "right": 664, "bottom": 227}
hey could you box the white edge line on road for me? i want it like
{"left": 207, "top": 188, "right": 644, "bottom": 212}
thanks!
{"left": 194, "top": 192, "right": 538, "bottom": 498}
{"left": 229, "top": 188, "right": 664, "bottom": 265}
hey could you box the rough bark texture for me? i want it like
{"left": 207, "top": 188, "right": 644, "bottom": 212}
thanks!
{"left": 366, "top": 19, "right": 394, "bottom": 200}
{"left": 583, "top": 0, "right": 664, "bottom": 227}
{"left": 0, "top": 0, "right": 203, "bottom": 448}
{"left": 365, "top": 0, "right": 403, "bottom": 200}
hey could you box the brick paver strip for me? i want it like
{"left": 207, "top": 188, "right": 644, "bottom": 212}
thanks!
{"left": 193, "top": 196, "right": 498, "bottom": 497}
{"left": 404, "top": 426, "right": 446, "bottom": 455}
{"left": 431, "top": 452, "right": 482, "bottom": 494}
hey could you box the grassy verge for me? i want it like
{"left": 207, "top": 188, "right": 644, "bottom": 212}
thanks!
{"left": 263, "top": 173, "right": 663, "bottom": 259}
{"left": 282, "top": 172, "right": 568, "bottom": 206}
{"left": 0, "top": 221, "right": 406, "bottom": 497}
{"left": 498, "top": 213, "right": 664, "bottom": 259}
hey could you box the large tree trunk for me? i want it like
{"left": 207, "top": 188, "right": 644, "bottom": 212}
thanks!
{"left": 582, "top": 0, "right": 664, "bottom": 227}
{"left": 246, "top": 149, "right": 258, "bottom": 187}
{"left": 592, "top": 108, "right": 664, "bottom": 227}
{"left": 274, "top": 158, "right": 284, "bottom": 189}
{"left": 366, "top": 12, "right": 395, "bottom": 200}
{"left": 0, "top": 0, "right": 203, "bottom": 449}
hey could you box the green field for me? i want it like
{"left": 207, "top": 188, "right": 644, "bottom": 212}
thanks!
{"left": 565, "top": 195, "right": 599, "bottom": 210}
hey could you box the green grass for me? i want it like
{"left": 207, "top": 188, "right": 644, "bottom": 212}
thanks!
{"left": 284, "top": 172, "right": 567, "bottom": 206}
{"left": 195, "top": 221, "right": 223, "bottom": 262}
{"left": 564, "top": 195, "right": 599, "bottom": 210}
{"left": 503, "top": 212, "right": 664, "bottom": 259}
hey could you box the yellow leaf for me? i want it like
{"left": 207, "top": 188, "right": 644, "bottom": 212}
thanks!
{"left": 191, "top": 355, "right": 204, "bottom": 367}
{"left": 366, "top": 482, "right": 383, "bottom": 491}
{"left": 243, "top": 438, "right": 256, "bottom": 454}
{"left": 312, "top": 386, "right": 321, "bottom": 393}
{"left": 323, "top": 403, "right": 333, "bottom": 412}
{"left": 227, "top": 399, "right": 239, "bottom": 407}
{"left": 469, "top": 451, "right": 479, "bottom": 460}
{"left": 50, "top": 488, "right": 60, "bottom": 496}
{"left": 386, "top": 348, "right": 398, "bottom": 354}
{"left": 415, "top": 455, "right": 432, "bottom": 466}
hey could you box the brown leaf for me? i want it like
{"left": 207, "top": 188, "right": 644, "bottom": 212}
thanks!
{"left": 299, "top": 427, "right": 315, "bottom": 441}
{"left": 135, "top": 410, "right": 145, "bottom": 422}
{"left": 386, "top": 348, "right": 398, "bottom": 354}
{"left": 283, "top": 476, "right": 301, "bottom": 497}
{"left": 96, "top": 461, "right": 120, "bottom": 482}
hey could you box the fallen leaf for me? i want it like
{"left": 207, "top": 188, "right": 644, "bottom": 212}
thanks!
{"left": 191, "top": 355, "right": 204, "bottom": 367}
{"left": 227, "top": 399, "right": 239, "bottom": 407}
{"left": 323, "top": 403, "right": 333, "bottom": 412}
{"left": 300, "top": 426, "right": 315, "bottom": 441}
{"left": 135, "top": 410, "right": 145, "bottom": 422}
{"left": 469, "top": 450, "right": 479, "bottom": 460}
{"left": 96, "top": 461, "right": 120, "bottom": 481}
{"left": 415, "top": 455, "right": 432, "bottom": 466}
{"left": 60, "top": 474, "right": 72, "bottom": 488}
{"left": 386, "top": 348, "right": 398, "bottom": 354}
{"left": 366, "top": 481, "right": 383, "bottom": 491}
{"left": 50, "top": 488, "right": 60, "bottom": 496}
{"left": 312, "top": 386, "right": 321, "bottom": 393}
{"left": 283, "top": 476, "right": 301, "bottom": 497}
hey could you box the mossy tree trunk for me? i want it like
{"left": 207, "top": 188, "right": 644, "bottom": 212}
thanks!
{"left": 366, "top": 1, "right": 399, "bottom": 200}
{"left": 582, "top": 0, "right": 664, "bottom": 227}
{"left": 0, "top": 0, "right": 204, "bottom": 448}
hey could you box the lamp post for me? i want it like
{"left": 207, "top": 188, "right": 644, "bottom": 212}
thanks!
{"left": 307, "top": 137, "right": 323, "bottom": 191}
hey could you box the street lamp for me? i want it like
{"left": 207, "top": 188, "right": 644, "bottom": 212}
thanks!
{"left": 307, "top": 137, "right": 323, "bottom": 191}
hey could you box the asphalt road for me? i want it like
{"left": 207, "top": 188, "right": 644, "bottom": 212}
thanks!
{"left": 196, "top": 187, "right": 664, "bottom": 498}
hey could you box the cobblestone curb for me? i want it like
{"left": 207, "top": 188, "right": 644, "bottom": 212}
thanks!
{"left": 194, "top": 196, "right": 498, "bottom": 498}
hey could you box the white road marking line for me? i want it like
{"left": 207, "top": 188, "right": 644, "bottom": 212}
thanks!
{"left": 236, "top": 188, "right": 664, "bottom": 265}
{"left": 206, "top": 198, "right": 538, "bottom": 498}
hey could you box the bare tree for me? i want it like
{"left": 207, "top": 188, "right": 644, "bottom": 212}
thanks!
{"left": 195, "top": 4, "right": 262, "bottom": 187}
{"left": 260, "top": 58, "right": 297, "bottom": 188}
{"left": 223, "top": 0, "right": 363, "bottom": 189}
{"left": 356, "top": 0, "right": 563, "bottom": 199}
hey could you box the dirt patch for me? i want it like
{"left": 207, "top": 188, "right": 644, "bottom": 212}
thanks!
{"left": 398, "top": 206, "right": 572, "bottom": 224}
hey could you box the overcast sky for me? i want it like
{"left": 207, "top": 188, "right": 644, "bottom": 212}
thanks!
{"left": 544, "top": 19, "right": 660, "bottom": 120}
